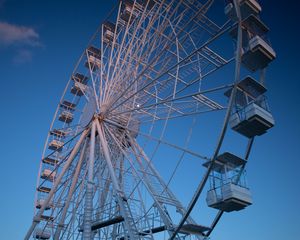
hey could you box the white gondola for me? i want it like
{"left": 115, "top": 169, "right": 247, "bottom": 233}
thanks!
{"left": 242, "top": 35, "right": 276, "bottom": 72}
{"left": 180, "top": 224, "right": 211, "bottom": 235}
{"left": 203, "top": 152, "right": 246, "bottom": 173}
{"left": 41, "top": 169, "right": 56, "bottom": 181}
{"left": 225, "top": 0, "right": 261, "bottom": 20}
{"left": 60, "top": 100, "right": 76, "bottom": 111}
{"left": 36, "top": 199, "right": 53, "bottom": 210}
{"left": 37, "top": 186, "right": 51, "bottom": 193}
{"left": 71, "top": 73, "right": 88, "bottom": 84}
{"left": 103, "top": 21, "right": 116, "bottom": 44}
{"left": 41, "top": 215, "right": 54, "bottom": 222}
{"left": 71, "top": 81, "right": 87, "bottom": 96}
{"left": 42, "top": 157, "right": 59, "bottom": 166}
{"left": 50, "top": 129, "right": 66, "bottom": 138}
{"left": 59, "top": 110, "right": 74, "bottom": 123}
{"left": 204, "top": 152, "right": 252, "bottom": 212}
{"left": 120, "top": 0, "right": 139, "bottom": 22}
{"left": 33, "top": 229, "right": 51, "bottom": 239}
{"left": 230, "top": 101, "right": 275, "bottom": 138}
{"left": 85, "top": 55, "right": 101, "bottom": 69}
{"left": 85, "top": 46, "right": 101, "bottom": 70}
{"left": 48, "top": 139, "right": 64, "bottom": 151}
{"left": 225, "top": 77, "right": 275, "bottom": 137}
{"left": 206, "top": 183, "right": 252, "bottom": 212}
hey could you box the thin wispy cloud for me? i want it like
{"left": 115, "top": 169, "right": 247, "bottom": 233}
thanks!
{"left": 0, "top": 21, "right": 42, "bottom": 64}
{"left": 0, "top": 21, "right": 41, "bottom": 47}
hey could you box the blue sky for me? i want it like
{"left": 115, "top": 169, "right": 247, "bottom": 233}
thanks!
{"left": 0, "top": 0, "right": 299, "bottom": 239}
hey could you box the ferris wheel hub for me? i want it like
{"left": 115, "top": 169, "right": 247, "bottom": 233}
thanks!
{"left": 98, "top": 102, "right": 111, "bottom": 119}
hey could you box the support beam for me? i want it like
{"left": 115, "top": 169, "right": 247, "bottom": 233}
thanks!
{"left": 54, "top": 139, "right": 88, "bottom": 239}
{"left": 78, "top": 216, "right": 125, "bottom": 232}
{"left": 95, "top": 119, "right": 140, "bottom": 240}
{"left": 24, "top": 128, "right": 90, "bottom": 240}
{"left": 83, "top": 121, "right": 96, "bottom": 240}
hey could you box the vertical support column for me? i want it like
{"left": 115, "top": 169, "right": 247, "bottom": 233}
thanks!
{"left": 95, "top": 119, "right": 139, "bottom": 240}
{"left": 83, "top": 121, "right": 96, "bottom": 240}
{"left": 96, "top": 120, "right": 123, "bottom": 197}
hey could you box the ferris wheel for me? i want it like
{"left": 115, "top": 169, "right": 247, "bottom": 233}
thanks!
{"left": 25, "top": 0, "right": 276, "bottom": 239}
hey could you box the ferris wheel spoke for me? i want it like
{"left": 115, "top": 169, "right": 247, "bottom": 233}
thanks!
{"left": 92, "top": 153, "right": 123, "bottom": 225}
{"left": 104, "top": 124, "right": 145, "bottom": 201}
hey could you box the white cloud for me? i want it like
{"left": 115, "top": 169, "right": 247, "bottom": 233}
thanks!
{"left": 0, "top": 21, "right": 40, "bottom": 47}
{"left": 0, "top": 21, "right": 42, "bottom": 64}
